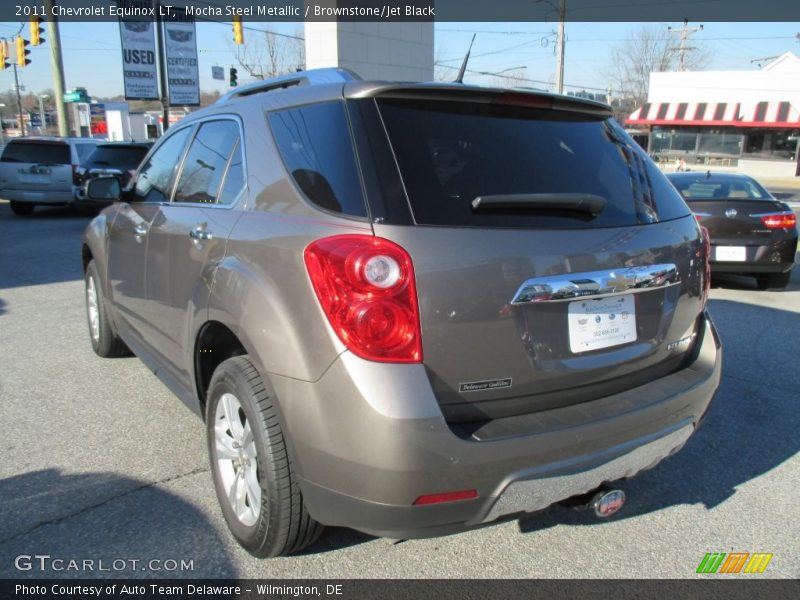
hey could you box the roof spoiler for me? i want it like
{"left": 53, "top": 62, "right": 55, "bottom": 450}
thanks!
{"left": 215, "top": 68, "right": 361, "bottom": 105}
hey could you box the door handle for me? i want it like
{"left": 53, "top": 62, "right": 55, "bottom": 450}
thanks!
{"left": 133, "top": 224, "right": 148, "bottom": 237}
{"left": 189, "top": 228, "right": 213, "bottom": 241}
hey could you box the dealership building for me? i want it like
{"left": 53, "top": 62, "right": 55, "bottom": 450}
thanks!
{"left": 626, "top": 52, "right": 800, "bottom": 177}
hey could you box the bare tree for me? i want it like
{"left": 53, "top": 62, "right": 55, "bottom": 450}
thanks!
{"left": 606, "top": 25, "right": 710, "bottom": 106}
{"left": 228, "top": 26, "right": 304, "bottom": 81}
{"left": 433, "top": 45, "right": 455, "bottom": 82}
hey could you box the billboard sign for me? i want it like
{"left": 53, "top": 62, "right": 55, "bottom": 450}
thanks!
{"left": 117, "top": 0, "right": 159, "bottom": 100}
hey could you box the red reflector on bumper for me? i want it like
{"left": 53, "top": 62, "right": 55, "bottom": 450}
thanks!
{"left": 413, "top": 490, "right": 478, "bottom": 505}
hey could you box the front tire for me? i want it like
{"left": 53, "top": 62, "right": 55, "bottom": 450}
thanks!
{"left": 84, "top": 260, "right": 131, "bottom": 357}
{"left": 207, "top": 356, "right": 323, "bottom": 557}
{"left": 9, "top": 201, "right": 35, "bottom": 216}
{"left": 756, "top": 271, "right": 791, "bottom": 290}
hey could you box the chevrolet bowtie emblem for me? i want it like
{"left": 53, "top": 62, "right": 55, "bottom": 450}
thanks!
{"left": 607, "top": 273, "right": 633, "bottom": 291}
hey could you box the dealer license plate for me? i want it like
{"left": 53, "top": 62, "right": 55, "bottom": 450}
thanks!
{"left": 568, "top": 294, "right": 637, "bottom": 353}
{"left": 715, "top": 246, "right": 746, "bottom": 262}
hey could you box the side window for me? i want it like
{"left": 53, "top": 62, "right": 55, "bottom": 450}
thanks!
{"left": 217, "top": 141, "right": 245, "bottom": 205}
{"left": 133, "top": 127, "right": 192, "bottom": 203}
{"left": 268, "top": 102, "right": 367, "bottom": 218}
{"left": 173, "top": 120, "right": 239, "bottom": 204}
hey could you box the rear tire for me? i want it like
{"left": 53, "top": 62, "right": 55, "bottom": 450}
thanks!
{"left": 9, "top": 201, "right": 35, "bottom": 216}
{"left": 84, "top": 260, "right": 131, "bottom": 357}
{"left": 207, "top": 356, "right": 323, "bottom": 557}
{"left": 756, "top": 271, "right": 791, "bottom": 290}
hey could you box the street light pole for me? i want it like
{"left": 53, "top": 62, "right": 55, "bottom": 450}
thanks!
{"left": 554, "top": 0, "right": 566, "bottom": 94}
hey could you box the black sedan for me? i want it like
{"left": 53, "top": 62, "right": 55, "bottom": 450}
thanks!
{"left": 74, "top": 142, "right": 152, "bottom": 211}
{"left": 667, "top": 172, "right": 797, "bottom": 290}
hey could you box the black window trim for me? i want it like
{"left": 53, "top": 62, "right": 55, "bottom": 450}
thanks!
{"left": 169, "top": 115, "right": 249, "bottom": 211}
{"left": 265, "top": 100, "right": 372, "bottom": 223}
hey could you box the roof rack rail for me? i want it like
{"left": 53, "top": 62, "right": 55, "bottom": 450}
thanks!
{"left": 215, "top": 68, "right": 361, "bottom": 104}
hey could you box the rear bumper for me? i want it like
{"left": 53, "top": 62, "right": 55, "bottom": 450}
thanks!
{"left": 0, "top": 188, "right": 76, "bottom": 205}
{"left": 269, "top": 312, "right": 721, "bottom": 539}
{"left": 709, "top": 237, "right": 797, "bottom": 274}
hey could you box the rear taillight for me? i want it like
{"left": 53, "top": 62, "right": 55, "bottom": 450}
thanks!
{"left": 700, "top": 226, "right": 711, "bottom": 307}
{"left": 304, "top": 235, "right": 422, "bottom": 363}
{"left": 759, "top": 212, "right": 797, "bottom": 229}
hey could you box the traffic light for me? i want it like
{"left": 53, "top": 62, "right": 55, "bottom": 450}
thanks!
{"left": 0, "top": 40, "right": 8, "bottom": 70}
{"left": 232, "top": 16, "right": 244, "bottom": 45}
{"left": 229, "top": 67, "right": 238, "bottom": 87}
{"left": 30, "top": 16, "right": 45, "bottom": 46}
{"left": 16, "top": 36, "right": 31, "bottom": 67}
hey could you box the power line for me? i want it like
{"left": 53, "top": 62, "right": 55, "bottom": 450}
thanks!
{"left": 434, "top": 61, "right": 627, "bottom": 95}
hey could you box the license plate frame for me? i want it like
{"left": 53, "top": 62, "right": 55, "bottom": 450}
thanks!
{"left": 568, "top": 294, "right": 637, "bottom": 353}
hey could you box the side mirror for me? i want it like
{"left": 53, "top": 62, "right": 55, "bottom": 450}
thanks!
{"left": 86, "top": 176, "right": 121, "bottom": 202}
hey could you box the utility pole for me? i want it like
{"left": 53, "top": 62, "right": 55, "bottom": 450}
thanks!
{"left": 12, "top": 63, "right": 25, "bottom": 136}
{"left": 38, "top": 94, "right": 48, "bottom": 133}
{"left": 45, "top": 0, "right": 70, "bottom": 137}
{"left": 154, "top": 0, "right": 170, "bottom": 132}
{"left": 554, "top": 0, "right": 566, "bottom": 93}
{"left": 668, "top": 19, "right": 703, "bottom": 71}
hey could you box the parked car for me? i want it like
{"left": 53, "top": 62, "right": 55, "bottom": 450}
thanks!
{"left": 74, "top": 142, "right": 152, "bottom": 211}
{"left": 82, "top": 69, "right": 721, "bottom": 557}
{"left": 0, "top": 136, "right": 100, "bottom": 215}
{"left": 667, "top": 172, "right": 797, "bottom": 289}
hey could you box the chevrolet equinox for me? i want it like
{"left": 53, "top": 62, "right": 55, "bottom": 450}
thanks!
{"left": 82, "top": 68, "right": 721, "bottom": 557}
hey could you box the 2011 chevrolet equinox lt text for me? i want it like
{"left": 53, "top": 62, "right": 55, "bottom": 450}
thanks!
{"left": 81, "top": 68, "right": 721, "bottom": 557}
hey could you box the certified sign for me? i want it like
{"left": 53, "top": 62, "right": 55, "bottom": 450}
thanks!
{"left": 568, "top": 294, "right": 637, "bottom": 353}
{"left": 163, "top": 8, "right": 200, "bottom": 106}
{"left": 117, "top": 0, "right": 158, "bottom": 100}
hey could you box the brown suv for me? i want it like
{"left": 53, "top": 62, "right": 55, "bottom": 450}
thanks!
{"left": 83, "top": 68, "right": 721, "bottom": 557}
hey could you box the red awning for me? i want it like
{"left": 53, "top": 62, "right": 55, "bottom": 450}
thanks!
{"left": 626, "top": 100, "right": 799, "bottom": 128}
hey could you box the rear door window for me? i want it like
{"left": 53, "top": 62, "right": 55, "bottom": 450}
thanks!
{"left": 1, "top": 142, "right": 70, "bottom": 164}
{"left": 268, "top": 102, "right": 367, "bottom": 218}
{"left": 374, "top": 98, "right": 690, "bottom": 229}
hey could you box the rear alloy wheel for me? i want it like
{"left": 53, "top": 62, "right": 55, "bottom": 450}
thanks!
{"left": 9, "top": 201, "right": 35, "bottom": 216}
{"left": 84, "top": 260, "right": 131, "bottom": 357}
{"left": 756, "top": 271, "right": 791, "bottom": 290}
{"left": 207, "top": 356, "right": 323, "bottom": 557}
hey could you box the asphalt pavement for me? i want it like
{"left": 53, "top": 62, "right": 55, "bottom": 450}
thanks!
{"left": 0, "top": 201, "right": 798, "bottom": 579}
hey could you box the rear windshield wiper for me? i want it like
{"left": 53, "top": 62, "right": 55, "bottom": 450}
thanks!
{"left": 471, "top": 193, "right": 606, "bottom": 216}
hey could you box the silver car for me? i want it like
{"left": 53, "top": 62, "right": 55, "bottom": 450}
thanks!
{"left": 0, "top": 136, "right": 100, "bottom": 215}
{"left": 82, "top": 68, "right": 721, "bottom": 557}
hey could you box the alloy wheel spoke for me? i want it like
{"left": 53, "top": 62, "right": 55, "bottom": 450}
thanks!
{"left": 221, "top": 394, "right": 244, "bottom": 441}
{"left": 215, "top": 427, "right": 239, "bottom": 461}
{"left": 243, "top": 463, "right": 261, "bottom": 510}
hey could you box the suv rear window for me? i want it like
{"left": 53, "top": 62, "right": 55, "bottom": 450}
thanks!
{"left": 375, "top": 99, "right": 689, "bottom": 228}
{"left": 1, "top": 141, "right": 70, "bottom": 165}
{"left": 269, "top": 102, "right": 367, "bottom": 218}
{"left": 89, "top": 145, "right": 149, "bottom": 167}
